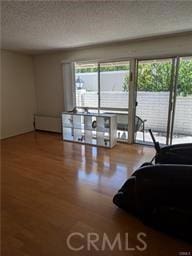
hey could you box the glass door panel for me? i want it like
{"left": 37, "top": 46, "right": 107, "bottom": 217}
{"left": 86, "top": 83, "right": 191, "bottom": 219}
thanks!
{"left": 75, "top": 63, "right": 98, "bottom": 109}
{"left": 100, "top": 61, "right": 130, "bottom": 142}
{"left": 135, "top": 58, "right": 173, "bottom": 145}
{"left": 172, "top": 56, "right": 192, "bottom": 144}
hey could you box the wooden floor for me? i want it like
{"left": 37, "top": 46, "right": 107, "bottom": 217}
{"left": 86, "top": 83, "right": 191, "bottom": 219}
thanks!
{"left": 1, "top": 131, "right": 192, "bottom": 256}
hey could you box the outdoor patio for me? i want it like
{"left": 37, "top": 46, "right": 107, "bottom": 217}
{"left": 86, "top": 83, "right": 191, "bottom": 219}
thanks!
{"left": 136, "top": 131, "right": 192, "bottom": 145}
{"left": 116, "top": 130, "right": 192, "bottom": 145}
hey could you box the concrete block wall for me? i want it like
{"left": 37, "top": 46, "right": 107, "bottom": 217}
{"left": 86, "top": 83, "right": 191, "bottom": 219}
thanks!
{"left": 136, "top": 92, "right": 192, "bottom": 135}
{"left": 76, "top": 91, "right": 192, "bottom": 135}
{"left": 136, "top": 92, "right": 170, "bottom": 132}
{"left": 174, "top": 96, "right": 192, "bottom": 135}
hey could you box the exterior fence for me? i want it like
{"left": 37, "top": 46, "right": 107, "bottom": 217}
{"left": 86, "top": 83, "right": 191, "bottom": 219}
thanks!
{"left": 76, "top": 91, "right": 192, "bottom": 135}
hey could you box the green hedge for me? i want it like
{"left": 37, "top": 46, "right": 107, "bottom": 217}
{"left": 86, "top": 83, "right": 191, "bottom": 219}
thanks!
{"left": 123, "top": 60, "right": 192, "bottom": 96}
{"left": 76, "top": 65, "right": 129, "bottom": 73}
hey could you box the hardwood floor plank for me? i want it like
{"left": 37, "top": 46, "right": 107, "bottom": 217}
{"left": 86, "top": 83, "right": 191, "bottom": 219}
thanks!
{"left": 1, "top": 131, "right": 192, "bottom": 256}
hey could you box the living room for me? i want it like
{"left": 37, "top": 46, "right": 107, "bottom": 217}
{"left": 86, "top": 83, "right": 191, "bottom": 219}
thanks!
{"left": 1, "top": 1, "right": 192, "bottom": 255}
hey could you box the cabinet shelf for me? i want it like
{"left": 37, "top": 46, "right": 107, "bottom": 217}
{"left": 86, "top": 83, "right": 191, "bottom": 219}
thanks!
{"left": 61, "top": 112, "right": 117, "bottom": 148}
{"left": 62, "top": 125, "right": 109, "bottom": 133}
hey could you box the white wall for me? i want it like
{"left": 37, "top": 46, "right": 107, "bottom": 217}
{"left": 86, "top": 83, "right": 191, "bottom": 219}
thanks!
{"left": 33, "top": 34, "right": 192, "bottom": 117}
{"left": 1, "top": 50, "right": 36, "bottom": 139}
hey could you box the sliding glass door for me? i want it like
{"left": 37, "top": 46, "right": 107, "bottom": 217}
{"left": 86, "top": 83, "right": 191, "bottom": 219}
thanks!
{"left": 74, "top": 56, "right": 191, "bottom": 145}
{"left": 100, "top": 61, "right": 130, "bottom": 142}
{"left": 135, "top": 58, "right": 173, "bottom": 145}
{"left": 135, "top": 56, "right": 192, "bottom": 145}
{"left": 171, "top": 56, "right": 192, "bottom": 144}
{"left": 74, "top": 60, "right": 131, "bottom": 142}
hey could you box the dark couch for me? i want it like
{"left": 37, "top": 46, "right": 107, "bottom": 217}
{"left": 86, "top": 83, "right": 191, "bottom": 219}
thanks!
{"left": 113, "top": 164, "right": 192, "bottom": 241}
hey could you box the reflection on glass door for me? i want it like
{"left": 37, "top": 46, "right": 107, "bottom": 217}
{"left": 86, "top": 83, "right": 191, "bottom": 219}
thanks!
{"left": 171, "top": 56, "right": 192, "bottom": 144}
{"left": 135, "top": 58, "right": 173, "bottom": 145}
{"left": 100, "top": 61, "right": 130, "bottom": 142}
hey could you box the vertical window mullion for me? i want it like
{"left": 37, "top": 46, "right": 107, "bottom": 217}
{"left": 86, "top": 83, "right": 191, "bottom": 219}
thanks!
{"left": 98, "top": 63, "right": 101, "bottom": 113}
{"left": 72, "top": 62, "right": 76, "bottom": 109}
{"left": 128, "top": 59, "right": 137, "bottom": 144}
{"left": 169, "top": 56, "right": 180, "bottom": 145}
{"left": 166, "top": 57, "right": 176, "bottom": 145}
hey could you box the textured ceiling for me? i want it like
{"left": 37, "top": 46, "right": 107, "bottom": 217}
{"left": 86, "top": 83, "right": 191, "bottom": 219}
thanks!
{"left": 1, "top": 1, "right": 192, "bottom": 53}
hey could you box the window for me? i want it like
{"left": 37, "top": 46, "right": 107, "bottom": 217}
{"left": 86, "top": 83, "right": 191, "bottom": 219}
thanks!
{"left": 74, "top": 61, "right": 130, "bottom": 111}
{"left": 75, "top": 63, "right": 98, "bottom": 108}
{"left": 74, "top": 60, "right": 131, "bottom": 142}
{"left": 100, "top": 61, "right": 130, "bottom": 109}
